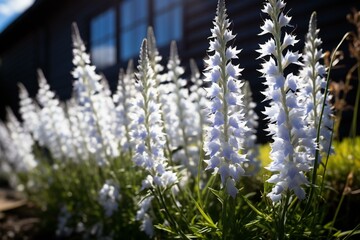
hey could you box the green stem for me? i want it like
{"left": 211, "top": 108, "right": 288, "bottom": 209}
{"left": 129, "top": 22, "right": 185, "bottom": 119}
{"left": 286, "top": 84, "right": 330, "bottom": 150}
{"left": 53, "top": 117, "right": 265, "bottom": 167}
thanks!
{"left": 310, "top": 121, "right": 336, "bottom": 229}
{"left": 155, "top": 187, "right": 189, "bottom": 239}
{"left": 305, "top": 32, "right": 350, "bottom": 215}
{"left": 278, "top": 191, "right": 290, "bottom": 240}
{"left": 319, "top": 121, "right": 335, "bottom": 198}
{"left": 222, "top": 191, "right": 229, "bottom": 240}
{"left": 218, "top": 21, "right": 229, "bottom": 144}
{"left": 203, "top": 174, "right": 218, "bottom": 207}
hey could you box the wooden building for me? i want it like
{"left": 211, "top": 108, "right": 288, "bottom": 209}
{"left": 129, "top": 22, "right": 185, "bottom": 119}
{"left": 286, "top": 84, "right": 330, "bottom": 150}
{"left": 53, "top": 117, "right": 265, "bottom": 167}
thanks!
{"left": 0, "top": 0, "right": 358, "bottom": 140}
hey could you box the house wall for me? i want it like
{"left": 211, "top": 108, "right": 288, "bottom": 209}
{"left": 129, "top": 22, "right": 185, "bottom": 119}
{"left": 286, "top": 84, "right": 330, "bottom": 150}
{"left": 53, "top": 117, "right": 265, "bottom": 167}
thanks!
{"left": 0, "top": 0, "right": 359, "bottom": 140}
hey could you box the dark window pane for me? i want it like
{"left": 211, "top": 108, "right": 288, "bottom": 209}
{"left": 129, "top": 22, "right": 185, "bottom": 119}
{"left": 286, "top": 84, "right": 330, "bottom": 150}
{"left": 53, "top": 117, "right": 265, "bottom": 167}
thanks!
{"left": 104, "top": 9, "right": 115, "bottom": 37}
{"left": 119, "top": 0, "right": 148, "bottom": 61}
{"left": 122, "top": 0, "right": 147, "bottom": 28}
{"left": 121, "top": 0, "right": 132, "bottom": 28}
{"left": 91, "top": 18, "right": 99, "bottom": 43}
{"left": 172, "top": 6, "right": 182, "bottom": 41}
{"left": 154, "top": 0, "right": 168, "bottom": 11}
{"left": 135, "top": 0, "right": 148, "bottom": 22}
{"left": 90, "top": 8, "right": 116, "bottom": 68}
{"left": 120, "top": 30, "right": 132, "bottom": 61}
{"left": 155, "top": 12, "right": 169, "bottom": 46}
{"left": 155, "top": 0, "right": 181, "bottom": 12}
{"left": 154, "top": 1, "right": 183, "bottom": 47}
{"left": 120, "top": 23, "right": 146, "bottom": 61}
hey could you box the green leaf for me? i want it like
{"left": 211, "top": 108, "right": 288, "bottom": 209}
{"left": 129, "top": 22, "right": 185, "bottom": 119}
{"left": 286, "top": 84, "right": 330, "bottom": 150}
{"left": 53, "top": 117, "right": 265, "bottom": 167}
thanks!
{"left": 191, "top": 196, "right": 218, "bottom": 229}
{"left": 334, "top": 230, "right": 360, "bottom": 238}
{"left": 334, "top": 223, "right": 360, "bottom": 239}
{"left": 208, "top": 187, "right": 223, "bottom": 204}
{"left": 154, "top": 224, "right": 176, "bottom": 234}
{"left": 240, "top": 194, "right": 271, "bottom": 222}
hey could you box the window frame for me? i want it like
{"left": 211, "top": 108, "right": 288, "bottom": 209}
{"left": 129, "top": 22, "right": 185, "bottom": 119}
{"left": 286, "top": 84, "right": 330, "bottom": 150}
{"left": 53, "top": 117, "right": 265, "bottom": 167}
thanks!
{"left": 88, "top": 0, "right": 185, "bottom": 67}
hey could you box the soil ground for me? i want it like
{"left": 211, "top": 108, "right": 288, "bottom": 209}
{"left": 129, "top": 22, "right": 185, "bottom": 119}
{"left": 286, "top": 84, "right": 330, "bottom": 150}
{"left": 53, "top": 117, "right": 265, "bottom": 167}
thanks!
{"left": 0, "top": 189, "right": 42, "bottom": 240}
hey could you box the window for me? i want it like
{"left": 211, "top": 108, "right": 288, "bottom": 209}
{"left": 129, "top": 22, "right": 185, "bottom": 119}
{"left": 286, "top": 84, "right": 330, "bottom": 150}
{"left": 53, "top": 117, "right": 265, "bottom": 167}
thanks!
{"left": 154, "top": 0, "right": 183, "bottom": 47}
{"left": 90, "top": 8, "right": 116, "bottom": 69}
{"left": 90, "top": 1, "right": 183, "bottom": 64}
{"left": 120, "top": 0, "right": 148, "bottom": 61}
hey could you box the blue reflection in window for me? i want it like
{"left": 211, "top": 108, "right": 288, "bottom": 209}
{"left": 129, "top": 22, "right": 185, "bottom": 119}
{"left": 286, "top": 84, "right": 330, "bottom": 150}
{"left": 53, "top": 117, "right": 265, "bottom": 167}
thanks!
{"left": 90, "top": 8, "right": 116, "bottom": 68}
{"left": 154, "top": 0, "right": 181, "bottom": 11}
{"left": 120, "top": 0, "right": 148, "bottom": 61}
{"left": 154, "top": 0, "right": 183, "bottom": 47}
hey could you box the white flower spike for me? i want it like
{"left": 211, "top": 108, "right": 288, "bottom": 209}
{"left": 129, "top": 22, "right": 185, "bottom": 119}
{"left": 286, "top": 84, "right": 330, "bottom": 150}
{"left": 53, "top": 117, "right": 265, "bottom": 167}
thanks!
{"left": 203, "top": 0, "right": 248, "bottom": 198}
{"left": 299, "top": 12, "right": 334, "bottom": 161}
{"left": 258, "top": 0, "right": 316, "bottom": 202}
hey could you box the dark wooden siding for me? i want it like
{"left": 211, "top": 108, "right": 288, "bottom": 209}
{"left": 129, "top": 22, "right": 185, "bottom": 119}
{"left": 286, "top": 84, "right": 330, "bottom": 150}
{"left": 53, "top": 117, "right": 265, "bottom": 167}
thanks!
{"left": 0, "top": 32, "right": 38, "bottom": 117}
{"left": 0, "top": 0, "right": 359, "bottom": 139}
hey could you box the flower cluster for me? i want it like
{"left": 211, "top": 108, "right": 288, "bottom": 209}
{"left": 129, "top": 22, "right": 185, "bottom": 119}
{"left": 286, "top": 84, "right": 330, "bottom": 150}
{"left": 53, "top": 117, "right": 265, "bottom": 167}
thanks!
{"left": 161, "top": 41, "right": 201, "bottom": 173}
{"left": 36, "top": 70, "right": 76, "bottom": 160}
{"left": 189, "top": 58, "right": 210, "bottom": 131}
{"left": 18, "top": 83, "right": 40, "bottom": 139}
{"left": 113, "top": 61, "right": 136, "bottom": 153}
{"left": 131, "top": 39, "right": 178, "bottom": 189}
{"left": 241, "top": 81, "right": 260, "bottom": 175}
{"left": 71, "top": 24, "right": 119, "bottom": 165}
{"left": 1, "top": 109, "right": 37, "bottom": 173}
{"left": 98, "top": 180, "right": 121, "bottom": 217}
{"left": 203, "top": 0, "right": 248, "bottom": 198}
{"left": 65, "top": 99, "right": 90, "bottom": 162}
{"left": 147, "top": 26, "right": 165, "bottom": 87}
{"left": 136, "top": 196, "right": 154, "bottom": 237}
{"left": 258, "top": 0, "right": 316, "bottom": 202}
{"left": 299, "top": 12, "right": 334, "bottom": 161}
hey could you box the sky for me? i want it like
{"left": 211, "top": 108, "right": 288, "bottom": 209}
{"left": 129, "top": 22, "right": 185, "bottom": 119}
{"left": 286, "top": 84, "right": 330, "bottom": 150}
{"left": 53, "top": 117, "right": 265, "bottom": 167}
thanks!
{"left": 0, "top": 0, "right": 35, "bottom": 33}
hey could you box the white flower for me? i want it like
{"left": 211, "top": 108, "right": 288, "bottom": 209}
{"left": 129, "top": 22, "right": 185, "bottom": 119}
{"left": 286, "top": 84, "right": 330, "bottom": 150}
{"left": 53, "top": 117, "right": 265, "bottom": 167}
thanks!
{"left": 298, "top": 12, "right": 334, "bottom": 161}
{"left": 147, "top": 26, "right": 165, "bottom": 86}
{"left": 18, "top": 83, "right": 41, "bottom": 140}
{"left": 98, "top": 180, "right": 120, "bottom": 217}
{"left": 258, "top": 0, "right": 316, "bottom": 202}
{"left": 203, "top": 0, "right": 248, "bottom": 198}
{"left": 160, "top": 41, "right": 201, "bottom": 173}
{"left": 36, "top": 70, "right": 76, "bottom": 160}
{"left": 4, "top": 108, "right": 37, "bottom": 172}
{"left": 113, "top": 61, "right": 136, "bottom": 153}
{"left": 141, "top": 214, "right": 154, "bottom": 238}
{"left": 189, "top": 58, "right": 211, "bottom": 130}
{"left": 241, "top": 81, "right": 260, "bottom": 175}
{"left": 71, "top": 24, "right": 120, "bottom": 165}
{"left": 136, "top": 196, "right": 154, "bottom": 238}
{"left": 130, "top": 39, "right": 178, "bottom": 189}
{"left": 65, "top": 100, "right": 89, "bottom": 162}
{"left": 0, "top": 122, "right": 15, "bottom": 174}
